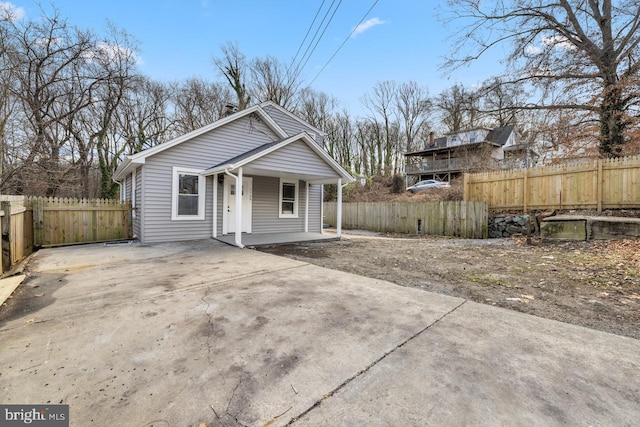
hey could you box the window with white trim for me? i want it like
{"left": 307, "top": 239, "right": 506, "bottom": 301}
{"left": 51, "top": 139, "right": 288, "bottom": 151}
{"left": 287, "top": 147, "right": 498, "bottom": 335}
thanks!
{"left": 172, "top": 167, "right": 206, "bottom": 220}
{"left": 279, "top": 179, "right": 298, "bottom": 218}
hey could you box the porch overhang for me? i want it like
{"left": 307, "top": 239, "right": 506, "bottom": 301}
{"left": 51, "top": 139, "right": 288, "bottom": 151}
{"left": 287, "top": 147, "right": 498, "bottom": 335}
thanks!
{"left": 206, "top": 133, "right": 354, "bottom": 248}
{"left": 202, "top": 132, "right": 354, "bottom": 184}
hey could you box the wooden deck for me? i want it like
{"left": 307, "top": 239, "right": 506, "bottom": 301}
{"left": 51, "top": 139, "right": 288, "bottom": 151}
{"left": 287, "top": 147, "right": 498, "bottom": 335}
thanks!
{"left": 215, "top": 232, "right": 339, "bottom": 247}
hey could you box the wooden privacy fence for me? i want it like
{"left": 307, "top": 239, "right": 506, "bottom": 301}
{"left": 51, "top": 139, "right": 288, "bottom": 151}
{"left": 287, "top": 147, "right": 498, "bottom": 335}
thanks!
{"left": 29, "top": 197, "right": 132, "bottom": 247}
{"left": 324, "top": 201, "right": 488, "bottom": 238}
{"left": 1, "top": 197, "right": 34, "bottom": 273}
{"left": 0, "top": 196, "right": 132, "bottom": 274}
{"left": 464, "top": 155, "right": 640, "bottom": 211}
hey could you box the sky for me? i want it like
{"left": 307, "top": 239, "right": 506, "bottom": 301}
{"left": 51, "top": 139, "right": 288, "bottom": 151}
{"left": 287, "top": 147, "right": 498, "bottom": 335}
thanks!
{"left": 5, "top": 0, "right": 503, "bottom": 117}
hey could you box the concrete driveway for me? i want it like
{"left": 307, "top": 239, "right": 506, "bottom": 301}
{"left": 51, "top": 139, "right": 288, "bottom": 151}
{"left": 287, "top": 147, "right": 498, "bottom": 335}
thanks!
{"left": 0, "top": 240, "right": 638, "bottom": 426}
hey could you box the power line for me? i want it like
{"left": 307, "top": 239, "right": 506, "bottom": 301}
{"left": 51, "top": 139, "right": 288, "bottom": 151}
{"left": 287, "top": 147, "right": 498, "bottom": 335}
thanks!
{"left": 289, "top": 0, "right": 343, "bottom": 83}
{"left": 287, "top": 0, "right": 326, "bottom": 77}
{"left": 309, "top": 0, "right": 380, "bottom": 86}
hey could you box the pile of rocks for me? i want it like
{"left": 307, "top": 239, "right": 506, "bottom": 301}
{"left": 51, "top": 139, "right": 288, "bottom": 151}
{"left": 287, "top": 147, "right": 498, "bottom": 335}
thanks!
{"left": 489, "top": 214, "right": 533, "bottom": 238}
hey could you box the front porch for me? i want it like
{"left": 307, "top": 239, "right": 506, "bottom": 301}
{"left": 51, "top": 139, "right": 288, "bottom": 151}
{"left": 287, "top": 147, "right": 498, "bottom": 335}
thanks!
{"left": 215, "top": 231, "right": 339, "bottom": 247}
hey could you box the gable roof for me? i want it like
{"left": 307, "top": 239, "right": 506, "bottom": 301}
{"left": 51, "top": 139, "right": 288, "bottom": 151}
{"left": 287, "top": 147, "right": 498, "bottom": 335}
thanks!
{"left": 113, "top": 101, "right": 316, "bottom": 181}
{"left": 203, "top": 132, "right": 354, "bottom": 184}
{"left": 404, "top": 125, "right": 517, "bottom": 156}
{"left": 486, "top": 125, "right": 515, "bottom": 146}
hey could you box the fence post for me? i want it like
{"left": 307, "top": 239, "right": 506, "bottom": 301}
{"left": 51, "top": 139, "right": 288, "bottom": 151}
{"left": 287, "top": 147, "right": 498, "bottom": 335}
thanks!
{"left": 523, "top": 169, "right": 528, "bottom": 212}
{"left": 596, "top": 159, "right": 603, "bottom": 212}
{"left": 463, "top": 173, "right": 469, "bottom": 201}
{"left": 2, "top": 201, "right": 11, "bottom": 272}
{"left": 33, "top": 197, "right": 44, "bottom": 247}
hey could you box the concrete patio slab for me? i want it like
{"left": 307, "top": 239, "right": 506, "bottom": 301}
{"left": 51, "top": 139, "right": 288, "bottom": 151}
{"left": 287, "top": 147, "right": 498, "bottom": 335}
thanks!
{"left": 296, "top": 301, "right": 640, "bottom": 426}
{"left": 0, "top": 239, "right": 638, "bottom": 426}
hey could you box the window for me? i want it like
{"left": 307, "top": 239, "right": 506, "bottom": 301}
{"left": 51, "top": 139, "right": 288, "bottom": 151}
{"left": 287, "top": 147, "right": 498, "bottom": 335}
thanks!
{"left": 172, "top": 167, "right": 206, "bottom": 220}
{"left": 279, "top": 179, "right": 298, "bottom": 218}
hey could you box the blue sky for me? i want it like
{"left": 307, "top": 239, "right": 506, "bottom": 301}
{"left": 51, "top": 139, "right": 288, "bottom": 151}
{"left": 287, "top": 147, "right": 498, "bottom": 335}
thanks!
{"left": 7, "top": 0, "right": 501, "bottom": 117}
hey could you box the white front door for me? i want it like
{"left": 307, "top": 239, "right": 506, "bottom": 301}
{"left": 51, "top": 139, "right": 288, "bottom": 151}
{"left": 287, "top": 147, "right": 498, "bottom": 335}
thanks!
{"left": 223, "top": 176, "right": 252, "bottom": 234}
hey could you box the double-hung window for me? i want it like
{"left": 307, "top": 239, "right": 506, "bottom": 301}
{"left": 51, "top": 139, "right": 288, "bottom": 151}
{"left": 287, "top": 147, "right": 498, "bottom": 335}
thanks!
{"left": 172, "top": 167, "right": 206, "bottom": 220}
{"left": 279, "top": 179, "right": 298, "bottom": 218}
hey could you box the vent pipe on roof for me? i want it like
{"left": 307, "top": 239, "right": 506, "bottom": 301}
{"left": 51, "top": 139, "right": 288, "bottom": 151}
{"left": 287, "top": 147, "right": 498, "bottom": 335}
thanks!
{"left": 429, "top": 131, "right": 435, "bottom": 147}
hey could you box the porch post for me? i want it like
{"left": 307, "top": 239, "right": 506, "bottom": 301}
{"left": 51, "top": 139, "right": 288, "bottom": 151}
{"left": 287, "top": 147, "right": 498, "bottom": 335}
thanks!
{"left": 212, "top": 173, "right": 218, "bottom": 238}
{"left": 304, "top": 181, "right": 309, "bottom": 232}
{"left": 236, "top": 167, "right": 243, "bottom": 247}
{"left": 337, "top": 178, "right": 342, "bottom": 238}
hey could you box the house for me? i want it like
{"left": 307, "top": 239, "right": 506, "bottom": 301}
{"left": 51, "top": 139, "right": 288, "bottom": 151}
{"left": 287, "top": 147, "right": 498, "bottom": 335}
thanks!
{"left": 404, "top": 125, "right": 537, "bottom": 183}
{"left": 114, "top": 101, "right": 354, "bottom": 247}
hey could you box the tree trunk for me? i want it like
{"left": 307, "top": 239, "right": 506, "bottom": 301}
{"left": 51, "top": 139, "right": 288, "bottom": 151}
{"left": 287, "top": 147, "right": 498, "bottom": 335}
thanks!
{"left": 599, "top": 82, "right": 626, "bottom": 157}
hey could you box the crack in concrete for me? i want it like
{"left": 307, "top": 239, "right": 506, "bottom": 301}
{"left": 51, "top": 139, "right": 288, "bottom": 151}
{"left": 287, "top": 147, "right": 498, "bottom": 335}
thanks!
{"left": 286, "top": 299, "right": 468, "bottom": 425}
{"left": 200, "top": 290, "right": 215, "bottom": 366}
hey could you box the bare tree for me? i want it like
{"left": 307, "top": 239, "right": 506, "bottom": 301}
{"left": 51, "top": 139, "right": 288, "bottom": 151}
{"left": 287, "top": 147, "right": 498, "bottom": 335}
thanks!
{"left": 117, "top": 77, "right": 174, "bottom": 155}
{"left": 435, "top": 84, "right": 480, "bottom": 133}
{"left": 443, "top": 0, "right": 640, "bottom": 157}
{"left": 172, "top": 77, "right": 231, "bottom": 133}
{"left": 4, "top": 10, "right": 101, "bottom": 195}
{"left": 362, "top": 81, "right": 398, "bottom": 175}
{"left": 396, "top": 81, "right": 432, "bottom": 153}
{"left": 478, "top": 77, "right": 526, "bottom": 128}
{"left": 213, "top": 41, "right": 251, "bottom": 110}
{"left": 250, "top": 55, "right": 301, "bottom": 109}
{"left": 297, "top": 88, "right": 338, "bottom": 129}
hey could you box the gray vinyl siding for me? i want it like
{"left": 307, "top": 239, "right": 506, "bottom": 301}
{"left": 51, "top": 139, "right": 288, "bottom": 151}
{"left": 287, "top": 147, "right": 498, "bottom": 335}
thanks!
{"left": 262, "top": 104, "right": 325, "bottom": 147}
{"left": 141, "top": 116, "right": 279, "bottom": 243}
{"left": 252, "top": 177, "right": 307, "bottom": 234}
{"left": 251, "top": 141, "right": 337, "bottom": 178}
{"left": 124, "top": 174, "right": 132, "bottom": 200}
{"left": 309, "top": 184, "right": 322, "bottom": 232}
{"left": 215, "top": 179, "right": 223, "bottom": 237}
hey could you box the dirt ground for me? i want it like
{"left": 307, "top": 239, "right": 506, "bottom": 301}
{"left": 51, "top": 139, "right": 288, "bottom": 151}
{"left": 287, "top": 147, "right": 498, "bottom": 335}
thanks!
{"left": 259, "top": 232, "right": 640, "bottom": 340}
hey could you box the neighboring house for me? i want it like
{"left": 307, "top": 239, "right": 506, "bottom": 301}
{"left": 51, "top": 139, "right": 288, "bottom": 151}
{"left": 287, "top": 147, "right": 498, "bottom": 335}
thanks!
{"left": 114, "top": 101, "right": 354, "bottom": 247}
{"left": 404, "top": 125, "right": 537, "bottom": 183}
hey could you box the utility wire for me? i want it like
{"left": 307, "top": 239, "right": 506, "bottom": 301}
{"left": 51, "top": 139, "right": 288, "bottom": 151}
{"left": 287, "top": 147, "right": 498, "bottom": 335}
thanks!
{"left": 309, "top": 0, "right": 380, "bottom": 85}
{"left": 287, "top": 0, "right": 327, "bottom": 77}
{"left": 289, "top": 0, "right": 343, "bottom": 83}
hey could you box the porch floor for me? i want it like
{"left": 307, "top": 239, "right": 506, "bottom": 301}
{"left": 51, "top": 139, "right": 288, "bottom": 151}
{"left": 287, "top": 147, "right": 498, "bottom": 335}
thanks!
{"left": 214, "top": 231, "right": 339, "bottom": 247}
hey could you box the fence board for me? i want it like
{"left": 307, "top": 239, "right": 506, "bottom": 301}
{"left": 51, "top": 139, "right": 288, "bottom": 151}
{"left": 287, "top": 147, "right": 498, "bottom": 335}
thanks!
{"left": 464, "top": 155, "right": 640, "bottom": 211}
{"left": 25, "top": 197, "right": 131, "bottom": 247}
{"left": 324, "top": 201, "right": 488, "bottom": 238}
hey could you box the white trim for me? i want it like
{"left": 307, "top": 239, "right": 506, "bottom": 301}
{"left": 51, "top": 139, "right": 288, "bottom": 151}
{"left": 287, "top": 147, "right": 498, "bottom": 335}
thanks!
{"left": 131, "top": 171, "right": 137, "bottom": 219}
{"left": 304, "top": 181, "right": 309, "bottom": 232}
{"left": 171, "top": 166, "right": 206, "bottom": 221}
{"left": 320, "top": 184, "right": 324, "bottom": 235}
{"left": 279, "top": 178, "right": 299, "bottom": 218}
{"left": 212, "top": 174, "right": 218, "bottom": 238}
{"left": 337, "top": 178, "right": 342, "bottom": 238}
{"left": 236, "top": 167, "right": 243, "bottom": 247}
